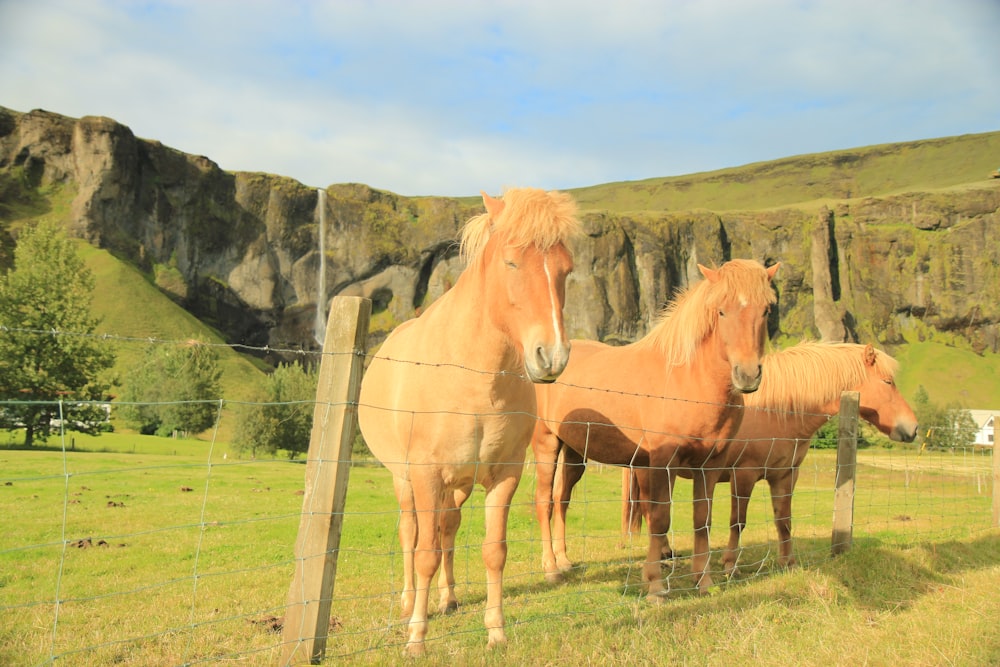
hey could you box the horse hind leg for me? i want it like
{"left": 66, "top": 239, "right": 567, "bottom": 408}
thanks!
{"left": 482, "top": 470, "right": 522, "bottom": 648}
{"left": 392, "top": 475, "right": 417, "bottom": 620}
{"left": 437, "top": 485, "right": 471, "bottom": 614}
{"left": 532, "top": 426, "right": 563, "bottom": 583}
{"left": 403, "top": 473, "right": 446, "bottom": 656}
{"left": 723, "top": 471, "right": 755, "bottom": 578}
{"left": 769, "top": 473, "right": 797, "bottom": 568}
{"left": 690, "top": 469, "right": 720, "bottom": 594}
{"left": 552, "top": 443, "right": 586, "bottom": 574}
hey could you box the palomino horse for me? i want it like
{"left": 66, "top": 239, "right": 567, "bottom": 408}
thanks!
{"left": 532, "top": 259, "right": 780, "bottom": 598}
{"left": 617, "top": 341, "right": 918, "bottom": 575}
{"left": 357, "top": 188, "right": 579, "bottom": 655}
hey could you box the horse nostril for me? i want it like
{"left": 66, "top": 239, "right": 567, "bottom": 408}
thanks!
{"left": 535, "top": 345, "right": 551, "bottom": 370}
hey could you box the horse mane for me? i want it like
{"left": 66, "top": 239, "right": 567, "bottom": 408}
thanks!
{"left": 745, "top": 341, "right": 899, "bottom": 415}
{"left": 640, "top": 259, "right": 778, "bottom": 366}
{"left": 459, "top": 187, "right": 580, "bottom": 264}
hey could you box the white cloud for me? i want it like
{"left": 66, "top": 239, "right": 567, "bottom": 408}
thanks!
{"left": 1, "top": 0, "right": 997, "bottom": 196}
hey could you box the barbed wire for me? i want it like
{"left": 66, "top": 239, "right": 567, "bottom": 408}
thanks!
{"left": 0, "top": 324, "right": 325, "bottom": 359}
{"left": 1, "top": 324, "right": 842, "bottom": 421}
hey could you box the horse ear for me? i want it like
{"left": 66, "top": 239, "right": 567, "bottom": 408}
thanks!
{"left": 766, "top": 262, "right": 781, "bottom": 280}
{"left": 698, "top": 264, "right": 720, "bottom": 283}
{"left": 863, "top": 343, "right": 877, "bottom": 367}
{"left": 481, "top": 191, "right": 505, "bottom": 219}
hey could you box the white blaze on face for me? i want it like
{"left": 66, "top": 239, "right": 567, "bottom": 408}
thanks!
{"left": 543, "top": 255, "right": 564, "bottom": 350}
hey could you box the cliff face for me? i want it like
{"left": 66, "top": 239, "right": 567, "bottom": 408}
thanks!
{"left": 2, "top": 106, "right": 999, "bottom": 359}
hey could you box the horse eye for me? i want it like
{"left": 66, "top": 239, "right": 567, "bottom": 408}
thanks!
{"left": 504, "top": 260, "right": 518, "bottom": 269}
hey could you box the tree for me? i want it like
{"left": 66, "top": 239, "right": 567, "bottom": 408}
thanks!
{"left": 118, "top": 340, "right": 222, "bottom": 436}
{"left": 811, "top": 415, "right": 875, "bottom": 449}
{"left": 0, "top": 222, "right": 116, "bottom": 446}
{"left": 912, "top": 385, "right": 978, "bottom": 450}
{"left": 923, "top": 404, "right": 978, "bottom": 450}
{"left": 233, "top": 362, "right": 317, "bottom": 459}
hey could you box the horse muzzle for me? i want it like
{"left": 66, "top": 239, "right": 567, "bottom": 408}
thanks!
{"left": 525, "top": 341, "right": 571, "bottom": 384}
{"left": 890, "top": 421, "right": 918, "bottom": 443}
{"left": 731, "top": 363, "right": 763, "bottom": 393}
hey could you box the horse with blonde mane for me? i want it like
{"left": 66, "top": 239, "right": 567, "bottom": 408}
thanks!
{"left": 532, "top": 259, "right": 779, "bottom": 598}
{"left": 358, "top": 188, "right": 580, "bottom": 655}
{"left": 616, "top": 341, "right": 918, "bottom": 575}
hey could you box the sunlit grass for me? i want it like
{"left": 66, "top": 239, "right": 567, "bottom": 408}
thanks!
{"left": 1, "top": 439, "right": 998, "bottom": 665}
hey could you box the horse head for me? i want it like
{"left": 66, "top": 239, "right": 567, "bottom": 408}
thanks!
{"left": 475, "top": 190, "right": 579, "bottom": 383}
{"left": 858, "top": 343, "right": 919, "bottom": 442}
{"left": 700, "top": 260, "right": 780, "bottom": 393}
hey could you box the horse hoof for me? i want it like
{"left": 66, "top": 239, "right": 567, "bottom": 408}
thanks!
{"left": 645, "top": 591, "right": 668, "bottom": 605}
{"left": 544, "top": 571, "right": 565, "bottom": 584}
{"left": 439, "top": 600, "right": 459, "bottom": 614}
{"left": 405, "top": 641, "right": 426, "bottom": 657}
{"left": 487, "top": 630, "right": 507, "bottom": 649}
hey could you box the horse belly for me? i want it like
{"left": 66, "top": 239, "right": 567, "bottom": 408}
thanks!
{"left": 556, "top": 419, "right": 650, "bottom": 467}
{"left": 359, "top": 339, "right": 535, "bottom": 485}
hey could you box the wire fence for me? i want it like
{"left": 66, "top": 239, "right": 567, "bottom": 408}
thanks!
{"left": 1, "top": 313, "right": 998, "bottom": 665}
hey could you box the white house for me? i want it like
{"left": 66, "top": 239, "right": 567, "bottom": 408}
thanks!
{"left": 968, "top": 410, "right": 997, "bottom": 448}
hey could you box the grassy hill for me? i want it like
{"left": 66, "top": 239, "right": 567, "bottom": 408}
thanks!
{"left": 565, "top": 130, "right": 1000, "bottom": 213}
{"left": 78, "top": 241, "right": 267, "bottom": 440}
{"left": 893, "top": 342, "right": 1000, "bottom": 411}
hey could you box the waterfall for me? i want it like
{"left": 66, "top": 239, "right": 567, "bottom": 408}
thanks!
{"left": 314, "top": 188, "right": 327, "bottom": 346}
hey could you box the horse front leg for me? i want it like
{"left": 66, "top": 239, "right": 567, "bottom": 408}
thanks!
{"left": 631, "top": 467, "right": 675, "bottom": 559}
{"left": 691, "top": 468, "right": 720, "bottom": 594}
{"left": 640, "top": 466, "right": 674, "bottom": 601}
{"left": 482, "top": 469, "right": 522, "bottom": 649}
{"left": 437, "top": 485, "right": 471, "bottom": 613}
{"left": 552, "top": 444, "right": 586, "bottom": 574}
{"left": 531, "top": 424, "right": 562, "bottom": 583}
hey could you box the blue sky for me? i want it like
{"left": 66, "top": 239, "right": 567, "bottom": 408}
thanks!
{"left": 2, "top": 0, "right": 998, "bottom": 197}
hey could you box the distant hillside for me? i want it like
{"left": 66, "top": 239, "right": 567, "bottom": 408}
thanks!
{"left": 566, "top": 131, "right": 1000, "bottom": 213}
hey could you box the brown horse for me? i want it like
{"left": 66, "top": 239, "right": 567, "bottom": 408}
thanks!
{"left": 617, "top": 341, "right": 918, "bottom": 575}
{"left": 358, "top": 188, "right": 580, "bottom": 655}
{"left": 532, "top": 259, "right": 780, "bottom": 598}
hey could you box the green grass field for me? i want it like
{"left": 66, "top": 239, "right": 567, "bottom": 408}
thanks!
{"left": 4, "top": 131, "right": 1000, "bottom": 664}
{"left": 2, "top": 432, "right": 998, "bottom": 666}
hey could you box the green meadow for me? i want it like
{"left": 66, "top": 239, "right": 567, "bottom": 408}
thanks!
{"left": 2, "top": 432, "right": 998, "bottom": 666}
{"left": 4, "top": 130, "right": 1000, "bottom": 665}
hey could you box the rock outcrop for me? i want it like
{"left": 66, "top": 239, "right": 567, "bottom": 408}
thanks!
{"left": 2, "top": 105, "right": 999, "bottom": 360}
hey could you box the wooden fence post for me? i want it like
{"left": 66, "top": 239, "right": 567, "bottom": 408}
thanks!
{"left": 992, "top": 414, "right": 999, "bottom": 528}
{"left": 281, "top": 296, "right": 371, "bottom": 666}
{"left": 831, "top": 391, "right": 859, "bottom": 556}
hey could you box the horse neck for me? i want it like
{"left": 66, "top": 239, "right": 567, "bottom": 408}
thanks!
{"left": 435, "top": 264, "right": 521, "bottom": 374}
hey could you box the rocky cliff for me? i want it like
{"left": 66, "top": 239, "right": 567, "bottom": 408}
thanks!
{"left": 2, "top": 105, "right": 999, "bottom": 361}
